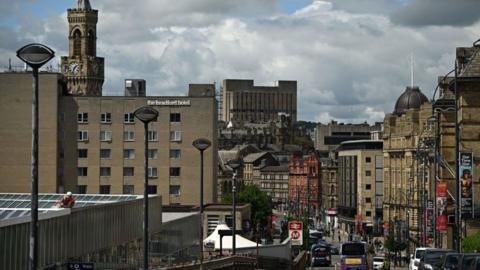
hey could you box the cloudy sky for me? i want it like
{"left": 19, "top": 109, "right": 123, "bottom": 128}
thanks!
{"left": 1, "top": 0, "right": 479, "bottom": 123}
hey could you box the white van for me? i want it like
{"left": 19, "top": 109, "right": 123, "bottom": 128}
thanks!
{"left": 409, "top": 248, "right": 435, "bottom": 270}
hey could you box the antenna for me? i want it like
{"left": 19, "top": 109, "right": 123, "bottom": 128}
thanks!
{"left": 410, "top": 53, "right": 414, "bottom": 88}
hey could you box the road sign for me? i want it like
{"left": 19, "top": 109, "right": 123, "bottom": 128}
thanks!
{"left": 288, "top": 220, "right": 303, "bottom": 246}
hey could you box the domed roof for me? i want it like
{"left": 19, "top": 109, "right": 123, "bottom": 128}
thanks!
{"left": 393, "top": 86, "right": 429, "bottom": 115}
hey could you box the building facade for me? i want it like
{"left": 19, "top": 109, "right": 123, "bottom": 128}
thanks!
{"left": 259, "top": 164, "right": 290, "bottom": 210}
{"left": 319, "top": 157, "right": 338, "bottom": 226}
{"left": 337, "top": 140, "right": 383, "bottom": 237}
{"left": 222, "top": 79, "right": 297, "bottom": 125}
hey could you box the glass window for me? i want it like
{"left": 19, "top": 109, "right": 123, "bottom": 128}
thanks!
{"left": 123, "top": 131, "right": 135, "bottom": 141}
{"left": 169, "top": 185, "right": 180, "bottom": 196}
{"left": 169, "top": 149, "right": 181, "bottom": 159}
{"left": 366, "top": 184, "right": 371, "bottom": 190}
{"left": 100, "top": 185, "right": 111, "bottom": 194}
{"left": 170, "top": 113, "right": 181, "bottom": 122}
{"left": 123, "top": 167, "right": 134, "bottom": 176}
{"left": 170, "top": 131, "right": 182, "bottom": 142}
{"left": 123, "top": 185, "right": 134, "bottom": 194}
{"left": 100, "top": 112, "right": 111, "bottom": 123}
{"left": 78, "top": 149, "right": 88, "bottom": 158}
{"left": 366, "top": 211, "right": 371, "bottom": 217}
{"left": 366, "top": 170, "right": 371, "bottom": 176}
{"left": 123, "top": 149, "right": 135, "bottom": 159}
{"left": 148, "top": 149, "right": 158, "bottom": 159}
{"left": 148, "top": 131, "right": 158, "bottom": 141}
{"left": 77, "top": 185, "right": 87, "bottom": 194}
{"left": 148, "top": 167, "right": 157, "bottom": 178}
{"left": 78, "top": 131, "right": 89, "bottom": 141}
{"left": 124, "top": 113, "right": 135, "bottom": 123}
{"left": 100, "top": 131, "right": 112, "bottom": 141}
{"left": 147, "top": 185, "right": 157, "bottom": 194}
{"left": 366, "top": 157, "right": 371, "bottom": 163}
{"left": 100, "top": 167, "right": 111, "bottom": 177}
{"left": 77, "top": 167, "right": 88, "bottom": 176}
{"left": 100, "top": 149, "right": 111, "bottom": 159}
{"left": 77, "top": 112, "right": 88, "bottom": 123}
{"left": 170, "top": 167, "right": 180, "bottom": 177}
{"left": 366, "top": 197, "right": 371, "bottom": 203}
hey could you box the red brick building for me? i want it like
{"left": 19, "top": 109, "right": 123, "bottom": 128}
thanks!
{"left": 288, "top": 153, "right": 321, "bottom": 222}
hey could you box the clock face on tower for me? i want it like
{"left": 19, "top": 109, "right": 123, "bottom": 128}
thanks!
{"left": 69, "top": 62, "right": 79, "bottom": 74}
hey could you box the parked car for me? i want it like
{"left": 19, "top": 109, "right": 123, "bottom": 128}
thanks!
{"left": 418, "top": 249, "right": 455, "bottom": 270}
{"left": 440, "top": 253, "right": 461, "bottom": 270}
{"left": 466, "top": 257, "right": 480, "bottom": 270}
{"left": 311, "top": 243, "right": 332, "bottom": 267}
{"left": 373, "top": 256, "right": 386, "bottom": 270}
{"left": 410, "top": 248, "right": 435, "bottom": 270}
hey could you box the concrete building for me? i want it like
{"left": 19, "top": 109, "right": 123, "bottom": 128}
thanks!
{"left": 222, "top": 79, "right": 297, "bottom": 125}
{"left": 337, "top": 140, "right": 383, "bottom": 237}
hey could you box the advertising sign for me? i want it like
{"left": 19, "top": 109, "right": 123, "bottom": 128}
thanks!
{"left": 426, "top": 200, "right": 434, "bottom": 245}
{"left": 436, "top": 182, "right": 448, "bottom": 232}
{"left": 288, "top": 220, "right": 303, "bottom": 246}
{"left": 460, "top": 152, "right": 474, "bottom": 218}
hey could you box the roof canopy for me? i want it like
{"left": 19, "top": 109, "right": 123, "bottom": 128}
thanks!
{"left": 203, "top": 224, "right": 260, "bottom": 250}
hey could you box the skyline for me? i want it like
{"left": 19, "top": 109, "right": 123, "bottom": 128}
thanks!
{"left": 1, "top": 0, "right": 480, "bottom": 123}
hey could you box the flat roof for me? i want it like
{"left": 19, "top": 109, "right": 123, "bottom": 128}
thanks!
{"left": 0, "top": 193, "right": 141, "bottom": 221}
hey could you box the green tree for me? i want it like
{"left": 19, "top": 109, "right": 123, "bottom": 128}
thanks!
{"left": 463, "top": 232, "right": 480, "bottom": 252}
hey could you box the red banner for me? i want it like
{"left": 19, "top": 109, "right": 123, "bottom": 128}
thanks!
{"left": 436, "top": 182, "right": 448, "bottom": 232}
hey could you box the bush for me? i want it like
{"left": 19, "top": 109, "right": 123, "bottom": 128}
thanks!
{"left": 463, "top": 232, "right": 480, "bottom": 252}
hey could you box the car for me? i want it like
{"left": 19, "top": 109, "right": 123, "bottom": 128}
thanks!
{"left": 418, "top": 249, "right": 455, "bottom": 270}
{"left": 441, "top": 253, "right": 480, "bottom": 270}
{"left": 466, "top": 257, "right": 480, "bottom": 270}
{"left": 330, "top": 244, "right": 339, "bottom": 255}
{"left": 311, "top": 243, "right": 332, "bottom": 267}
{"left": 373, "top": 256, "right": 386, "bottom": 270}
{"left": 411, "top": 248, "right": 435, "bottom": 270}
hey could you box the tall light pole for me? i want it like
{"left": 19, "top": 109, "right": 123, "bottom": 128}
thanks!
{"left": 16, "top": 43, "right": 55, "bottom": 270}
{"left": 228, "top": 160, "right": 241, "bottom": 255}
{"left": 454, "top": 61, "right": 461, "bottom": 252}
{"left": 134, "top": 105, "right": 159, "bottom": 270}
{"left": 192, "top": 138, "right": 211, "bottom": 267}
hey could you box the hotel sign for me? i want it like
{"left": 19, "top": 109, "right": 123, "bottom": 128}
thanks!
{"left": 147, "top": 99, "right": 191, "bottom": 106}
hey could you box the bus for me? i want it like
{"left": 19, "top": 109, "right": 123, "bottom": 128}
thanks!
{"left": 339, "top": 241, "right": 368, "bottom": 270}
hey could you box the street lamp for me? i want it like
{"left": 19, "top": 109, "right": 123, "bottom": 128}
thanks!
{"left": 134, "top": 105, "right": 159, "bottom": 270}
{"left": 16, "top": 43, "right": 55, "bottom": 270}
{"left": 228, "top": 160, "right": 241, "bottom": 255}
{"left": 192, "top": 138, "right": 211, "bottom": 267}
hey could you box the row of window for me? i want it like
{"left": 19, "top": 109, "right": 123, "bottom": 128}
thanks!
{"left": 77, "top": 184, "right": 181, "bottom": 196}
{"left": 78, "top": 112, "right": 182, "bottom": 124}
{"left": 77, "top": 167, "right": 181, "bottom": 177}
{"left": 78, "top": 148, "right": 181, "bottom": 159}
{"left": 77, "top": 130, "right": 182, "bottom": 142}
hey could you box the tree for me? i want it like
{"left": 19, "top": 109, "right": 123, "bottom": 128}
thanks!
{"left": 463, "top": 232, "right": 480, "bottom": 252}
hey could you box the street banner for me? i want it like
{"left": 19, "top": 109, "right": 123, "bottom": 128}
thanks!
{"left": 288, "top": 220, "right": 303, "bottom": 246}
{"left": 436, "top": 182, "right": 448, "bottom": 232}
{"left": 383, "top": 222, "right": 390, "bottom": 238}
{"left": 426, "top": 200, "right": 434, "bottom": 245}
{"left": 460, "top": 152, "right": 474, "bottom": 218}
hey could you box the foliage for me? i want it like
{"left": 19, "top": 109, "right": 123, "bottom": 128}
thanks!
{"left": 462, "top": 232, "right": 480, "bottom": 252}
{"left": 384, "top": 219, "right": 407, "bottom": 253}
{"left": 223, "top": 184, "right": 273, "bottom": 229}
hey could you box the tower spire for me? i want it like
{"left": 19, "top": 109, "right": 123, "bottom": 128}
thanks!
{"left": 77, "top": 0, "right": 92, "bottom": 10}
{"left": 410, "top": 53, "right": 415, "bottom": 88}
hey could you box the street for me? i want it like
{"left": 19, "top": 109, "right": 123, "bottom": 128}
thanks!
{"left": 310, "top": 254, "right": 340, "bottom": 270}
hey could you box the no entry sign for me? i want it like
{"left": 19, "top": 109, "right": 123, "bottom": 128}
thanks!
{"left": 288, "top": 220, "right": 303, "bottom": 246}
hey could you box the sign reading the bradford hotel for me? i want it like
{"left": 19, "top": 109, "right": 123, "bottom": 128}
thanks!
{"left": 147, "top": 99, "right": 191, "bottom": 106}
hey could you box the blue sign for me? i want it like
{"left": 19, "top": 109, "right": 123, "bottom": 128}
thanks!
{"left": 67, "top": 263, "right": 94, "bottom": 270}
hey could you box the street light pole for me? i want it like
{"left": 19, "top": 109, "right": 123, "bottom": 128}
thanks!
{"left": 134, "top": 106, "right": 159, "bottom": 270}
{"left": 228, "top": 161, "right": 241, "bottom": 256}
{"left": 454, "top": 61, "right": 461, "bottom": 252}
{"left": 16, "top": 43, "right": 54, "bottom": 270}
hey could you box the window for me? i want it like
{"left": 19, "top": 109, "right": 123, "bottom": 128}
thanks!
{"left": 148, "top": 167, "right": 158, "bottom": 178}
{"left": 366, "top": 197, "right": 372, "bottom": 203}
{"left": 169, "top": 185, "right": 180, "bottom": 196}
{"left": 365, "top": 170, "right": 371, "bottom": 176}
{"left": 170, "top": 167, "right": 181, "bottom": 177}
{"left": 124, "top": 113, "right": 135, "bottom": 123}
{"left": 100, "top": 167, "right": 111, "bottom": 177}
{"left": 123, "top": 149, "right": 135, "bottom": 159}
{"left": 78, "top": 149, "right": 88, "bottom": 158}
{"left": 77, "top": 112, "right": 88, "bottom": 123}
{"left": 366, "top": 184, "right": 371, "bottom": 190}
{"left": 123, "top": 185, "right": 134, "bottom": 194}
{"left": 78, "top": 131, "right": 89, "bottom": 141}
{"left": 123, "top": 167, "right": 134, "bottom": 176}
{"left": 169, "top": 149, "right": 181, "bottom": 159}
{"left": 77, "top": 167, "right": 88, "bottom": 176}
{"left": 100, "top": 131, "right": 112, "bottom": 141}
{"left": 148, "top": 149, "right": 158, "bottom": 159}
{"left": 100, "top": 149, "right": 111, "bottom": 159}
{"left": 366, "top": 157, "right": 371, "bottom": 163}
{"left": 148, "top": 185, "right": 157, "bottom": 194}
{"left": 100, "top": 185, "right": 111, "bottom": 194}
{"left": 366, "top": 211, "right": 371, "bottom": 217}
{"left": 148, "top": 131, "right": 158, "bottom": 141}
{"left": 77, "top": 185, "right": 87, "bottom": 194}
{"left": 170, "top": 113, "right": 181, "bottom": 122}
{"left": 170, "top": 131, "right": 182, "bottom": 142}
{"left": 123, "top": 131, "right": 135, "bottom": 141}
{"left": 101, "top": 112, "right": 111, "bottom": 123}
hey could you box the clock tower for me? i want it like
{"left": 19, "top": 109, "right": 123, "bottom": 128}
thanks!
{"left": 61, "top": 0, "right": 104, "bottom": 96}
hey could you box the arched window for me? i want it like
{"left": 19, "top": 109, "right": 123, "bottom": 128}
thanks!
{"left": 87, "top": 30, "right": 95, "bottom": 56}
{"left": 72, "top": 29, "right": 82, "bottom": 56}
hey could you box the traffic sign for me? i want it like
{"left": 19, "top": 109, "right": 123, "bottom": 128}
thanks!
{"left": 288, "top": 220, "right": 303, "bottom": 246}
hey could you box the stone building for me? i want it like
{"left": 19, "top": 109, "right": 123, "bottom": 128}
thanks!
{"left": 319, "top": 157, "right": 338, "bottom": 226}
{"left": 259, "top": 164, "right": 290, "bottom": 210}
{"left": 242, "top": 152, "right": 279, "bottom": 186}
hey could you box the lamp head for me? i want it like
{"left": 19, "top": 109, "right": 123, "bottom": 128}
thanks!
{"left": 134, "top": 106, "right": 158, "bottom": 124}
{"left": 16, "top": 43, "right": 55, "bottom": 69}
{"left": 192, "top": 138, "right": 211, "bottom": 151}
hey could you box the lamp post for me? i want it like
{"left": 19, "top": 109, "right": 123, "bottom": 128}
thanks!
{"left": 192, "top": 138, "right": 211, "bottom": 267}
{"left": 16, "top": 43, "right": 54, "bottom": 270}
{"left": 228, "top": 160, "right": 241, "bottom": 255}
{"left": 134, "top": 105, "right": 159, "bottom": 270}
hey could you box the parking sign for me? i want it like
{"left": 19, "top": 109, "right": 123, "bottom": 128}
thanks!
{"left": 288, "top": 220, "right": 303, "bottom": 246}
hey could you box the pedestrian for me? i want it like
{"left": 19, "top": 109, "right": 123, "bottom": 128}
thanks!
{"left": 338, "top": 234, "right": 341, "bottom": 242}
{"left": 56, "top": 191, "right": 76, "bottom": 208}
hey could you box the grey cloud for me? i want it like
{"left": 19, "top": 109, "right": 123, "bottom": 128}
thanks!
{"left": 327, "top": 0, "right": 401, "bottom": 15}
{"left": 390, "top": 0, "right": 480, "bottom": 27}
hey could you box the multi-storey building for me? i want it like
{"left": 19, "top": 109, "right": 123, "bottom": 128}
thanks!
{"left": 222, "top": 79, "right": 297, "bottom": 125}
{"left": 319, "top": 157, "right": 338, "bottom": 226}
{"left": 337, "top": 140, "right": 383, "bottom": 237}
{"left": 259, "top": 164, "right": 290, "bottom": 209}
{"left": 288, "top": 153, "right": 321, "bottom": 222}
{"left": 242, "top": 152, "right": 278, "bottom": 186}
